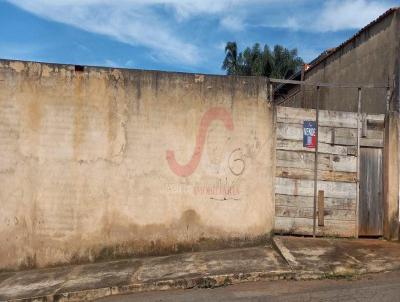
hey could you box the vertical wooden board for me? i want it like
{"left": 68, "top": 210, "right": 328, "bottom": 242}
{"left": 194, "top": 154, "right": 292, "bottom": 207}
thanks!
{"left": 318, "top": 190, "right": 325, "bottom": 226}
{"left": 359, "top": 148, "right": 384, "bottom": 236}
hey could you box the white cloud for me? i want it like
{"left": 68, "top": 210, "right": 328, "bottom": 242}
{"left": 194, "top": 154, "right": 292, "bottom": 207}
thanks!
{"left": 167, "top": 1, "right": 235, "bottom": 20}
{"left": 8, "top": 0, "right": 203, "bottom": 65}
{"left": 313, "top": 0, "right": 393, "bottom": 32}
{"left": 242, "top": 0, "right": 395, "bottom": 32}
{"left": 220, "top": 16, "right": 245, "bottom": 32}
{"left": 6, "top": 0, "right": 397, "bottom": 67}
{"left": 8, "top": 0, "right": 282, "bottom": 65}
{"left": 275, "top": 0, "right": 394, "bottom": 32}
{"left": 286, "top": 17, "right": 300, "bottom": 30}
{"left": 104, "top": 59, "right": 118, "bottom": 67}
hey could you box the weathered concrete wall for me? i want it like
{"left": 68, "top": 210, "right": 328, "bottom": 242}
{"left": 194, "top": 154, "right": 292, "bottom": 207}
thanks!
{"left": 0, "top": 60, "right": 275, "bottom": 270}
{"left": 293, "top": 9, "right": 400, "bottom": 114}
{"left": 384, "top": 112, "right": 400, "bottom": 240}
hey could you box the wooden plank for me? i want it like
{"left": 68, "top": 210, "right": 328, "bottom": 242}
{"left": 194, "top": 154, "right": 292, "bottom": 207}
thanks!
{"left": 277, "top": 139, "right": 349, "bottom": 155}
{"left": 275, "top": 177, "right": 356, "bottom": 199}
{"left": 367, "top": 119, "right": 385, "bottom": 131}
{"left": 330, "top": 128, "right": 356, "bottom": 146}
{"left": 366, "top": 114, "right": 385, "bottom": 125}
{"left": 274, "top": 216, "right": 356, "bottom": 237}
{"left": 276, "top": 166, "right": 357, "bottom": 182}
{"left": 275, "top": 205, "right": 356, "bottom": 221}
{"left": 277, "top": 106, "right": 357, "bottom": 128}
{"left": 276, "top": 150, "right": 357, "bottom": 173}
{"left": 318, "top": 190, "right": 324, "bottom": 226}
{"left": 277, "top": 106, "right": 384, "bottom": 130}
{"left": 347, "top": 146, "right": 357, "bottom": 156}
{"left": 277, "top": 122, "right": 383, "bottom": 147}
{"left": 363, "top": 129, "right": 384, "bottom": 139}
{"left": 360, "top": 137, "right": 383, "bottom": 148}
{"left": 277, "top": 106, "right": 315, "bottom": 125}
{"left": 277, "top": 123, "right": 356, "bottom": 146}
{"left": 359, "top": 148, "right": 384, "bottom": 236}
{"left": 275, "top": 194, "right": 356, "bottom": 211}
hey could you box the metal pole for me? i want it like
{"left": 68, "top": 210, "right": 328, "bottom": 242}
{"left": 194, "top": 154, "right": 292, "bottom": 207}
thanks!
{"left": 386, "top": 87, "right": 391, "bottom": 114}
{"left": 270, "top": 81, "right": 274, "bottom": 104}
{"left": 356, "top": 87, "right": 362, "bottom": 238}
{"left": 313, "top": 86, "right": 320, "bottom": 238}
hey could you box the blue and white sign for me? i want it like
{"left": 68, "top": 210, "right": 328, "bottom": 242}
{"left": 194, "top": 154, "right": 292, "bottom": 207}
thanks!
{"left": 303, "top": 121, "right": 316, "bottom": 148}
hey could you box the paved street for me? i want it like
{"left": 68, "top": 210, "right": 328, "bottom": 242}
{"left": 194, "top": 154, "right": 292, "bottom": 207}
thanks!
{"left": 98, "top": 271, "right": 400, "bottom": 302}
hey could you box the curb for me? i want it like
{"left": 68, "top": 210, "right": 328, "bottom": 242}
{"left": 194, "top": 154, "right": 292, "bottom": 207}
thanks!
{"left": 6, "top": 267, "right": 395, "bottom": 301}
{"left": 271, "top": 237, "right": 298, "bottom": 268}
{"left": 7, "top": 270, "right": 295, "bottom": 302}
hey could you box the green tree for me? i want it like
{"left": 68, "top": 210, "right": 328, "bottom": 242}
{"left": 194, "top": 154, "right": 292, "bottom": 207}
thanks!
{"left": 241, "top": 43, "right": 263, "bottom": 76}
{"left": 222, "top": 42, "right": 241, "bottom": 75}
{"left": 222, "top": 42, "right": 304, "bottom": 79}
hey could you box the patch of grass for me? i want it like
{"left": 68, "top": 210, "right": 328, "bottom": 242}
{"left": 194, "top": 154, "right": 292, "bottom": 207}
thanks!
{"left": 320, "top": 272, "right": 357, "bottom": 281}
{"left": 196, "top": 277, "right": 217, "bottom": 289}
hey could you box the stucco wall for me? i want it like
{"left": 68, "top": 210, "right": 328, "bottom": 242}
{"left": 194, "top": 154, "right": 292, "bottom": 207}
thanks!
{"left": 384, "top": 112, "right": 400, "bottom": 240}
{"left": 0, "top": 60, "right": 275, "bottom": 270}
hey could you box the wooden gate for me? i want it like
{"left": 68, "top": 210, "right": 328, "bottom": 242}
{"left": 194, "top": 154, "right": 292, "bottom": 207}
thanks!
{"left": 359, "top": 148, "right": 384, "bottom": 236}
{"left": 274, "top": 106, "right": 384, "bottom": 237}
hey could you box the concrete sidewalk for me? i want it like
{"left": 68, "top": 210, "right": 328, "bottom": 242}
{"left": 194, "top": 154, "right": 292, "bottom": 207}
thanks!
{"left": 0, "top": 244, "right": 292, "bottom": 302}
{"left": 1, "top": 237, "right": 400, "bottom": 301}
{"left": 273, "top": 236, "right": 400, "bottom": 278}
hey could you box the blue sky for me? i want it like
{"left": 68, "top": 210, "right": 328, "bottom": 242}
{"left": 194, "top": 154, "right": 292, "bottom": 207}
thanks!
{"left": 0, "top": 0, "right": 399, "bottom": 74}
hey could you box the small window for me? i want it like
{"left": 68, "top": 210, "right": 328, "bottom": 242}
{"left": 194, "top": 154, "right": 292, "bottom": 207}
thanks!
{"left": 75, "top": 65, "right": 85, "bottom": 72}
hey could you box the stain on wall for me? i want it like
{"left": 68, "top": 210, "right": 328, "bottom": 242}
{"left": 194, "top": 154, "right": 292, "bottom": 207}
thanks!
{"left": 0, "top": 60, "right": 274, "bottom": 270}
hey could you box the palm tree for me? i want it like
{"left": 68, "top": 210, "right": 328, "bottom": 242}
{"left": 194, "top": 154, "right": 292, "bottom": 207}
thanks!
{"left": 222, "top": 42, "right": 240, "bottom": 75}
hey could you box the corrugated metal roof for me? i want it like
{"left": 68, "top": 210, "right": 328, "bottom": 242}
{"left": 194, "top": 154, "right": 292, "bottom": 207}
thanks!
{"left": 306, "top": 7, "right": 400, "bottom": 73}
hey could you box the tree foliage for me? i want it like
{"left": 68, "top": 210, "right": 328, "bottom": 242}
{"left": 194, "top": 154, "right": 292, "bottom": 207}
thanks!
{"left": 222, "top": 42, "right": 304, "bottom": 79}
